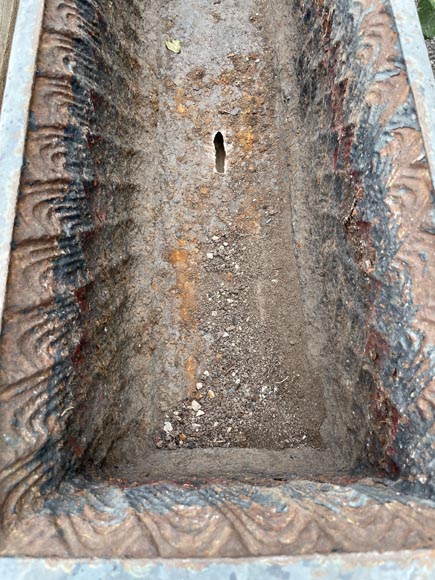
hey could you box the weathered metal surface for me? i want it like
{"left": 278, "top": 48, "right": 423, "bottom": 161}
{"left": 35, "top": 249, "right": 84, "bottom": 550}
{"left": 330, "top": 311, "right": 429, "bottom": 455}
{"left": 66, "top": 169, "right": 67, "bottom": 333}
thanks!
{"left": 0, "top": 0, "right": 19, "bottom": 103}
{"left": 339, "top": 0, "right": 435, "bottom": 489}
{"left": 4, "top": 478, "right": 435, "bottom": 557}
{"left": 0, "top": 0, "right": 435, "bottom": 568}
{"left": 0, "top": 0, "right": 44, "bottom": 328}
{"left": 296, "top": 0, "right": 435, "bottom": 489}
{"left": 390, "top": 0, "right": 435, "bottom": 181}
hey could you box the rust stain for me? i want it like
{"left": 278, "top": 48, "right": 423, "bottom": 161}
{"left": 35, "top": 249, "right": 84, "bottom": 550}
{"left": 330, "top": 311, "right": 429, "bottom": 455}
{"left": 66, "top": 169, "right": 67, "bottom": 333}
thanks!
{"left": 168, "top": 245, "right": 197, "bottom": 324}
{"left": 168, "top": 243, "right": 199, "bottom": 398}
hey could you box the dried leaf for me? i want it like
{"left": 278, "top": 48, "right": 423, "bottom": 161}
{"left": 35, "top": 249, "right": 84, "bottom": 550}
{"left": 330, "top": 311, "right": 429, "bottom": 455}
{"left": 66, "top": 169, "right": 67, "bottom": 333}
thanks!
{"left": 165, "top": 39, "right": 181, "bottom": 54}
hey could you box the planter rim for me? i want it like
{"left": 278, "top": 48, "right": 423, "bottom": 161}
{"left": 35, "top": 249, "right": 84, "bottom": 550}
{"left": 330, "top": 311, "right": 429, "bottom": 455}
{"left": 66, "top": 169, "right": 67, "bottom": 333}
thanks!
{"left": 0, "top": 0, "right": 44, "bottom": 330}
{"left": 1, "top": 550, "right": 435, "bottom": 579}
{"left": 389, "top": 0, "right": 435, "bottom": 184}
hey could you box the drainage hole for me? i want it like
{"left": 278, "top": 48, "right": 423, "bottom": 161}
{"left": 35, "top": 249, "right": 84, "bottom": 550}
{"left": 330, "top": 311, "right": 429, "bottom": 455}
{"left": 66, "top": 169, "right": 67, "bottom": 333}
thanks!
{"left": 214, "top": 131, "right": 226, "bottom": 174}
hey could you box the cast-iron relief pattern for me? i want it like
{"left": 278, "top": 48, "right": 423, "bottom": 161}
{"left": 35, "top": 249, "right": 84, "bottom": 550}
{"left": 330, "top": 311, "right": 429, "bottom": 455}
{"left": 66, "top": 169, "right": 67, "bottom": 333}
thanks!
{"left": 324, "top": 0, "right": 435, "bottom": 486}
{"left": 298, "top": 0, "right": 435, "bottom": 484}
{"left": 4, "top": 479, "right": 435, "bottom": 557}
{"left": 0, "top": 0, "right": 93, "bottom": 531}
{"left": 1, "top": 0, "right": 435, "bottom": 558}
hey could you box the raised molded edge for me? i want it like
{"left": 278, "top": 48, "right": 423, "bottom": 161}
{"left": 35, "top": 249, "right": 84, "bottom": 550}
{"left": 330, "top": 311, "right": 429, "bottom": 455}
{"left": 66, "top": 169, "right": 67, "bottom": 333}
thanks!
{"left": 1, "top": 550, "right": 435, "bottom": 579}
{"left": 389, "top": 0, "right": 435, "bottom": 183}
{"left": 0, "top": 0, "right": 44, "bottom": 329}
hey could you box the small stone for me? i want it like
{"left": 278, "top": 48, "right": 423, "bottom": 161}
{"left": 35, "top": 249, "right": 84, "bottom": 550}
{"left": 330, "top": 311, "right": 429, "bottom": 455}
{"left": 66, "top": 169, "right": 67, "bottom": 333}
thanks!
{"left": 196, "top": 382, "right": 203, "bottom": 390}
{"left": 196, "top": 410, "right": 205, "bottom": 417}
{"left": 212, "top": 235, "right": 220, "bottom": 241}
{"left": 191, "top": 400, "right": 201, "bottom": 411}
{"left": 211, "top": 311, "right": 218, "bottom": 317}
{"left": 168, "top": 442, "right": 177, "bottom": 450}
{"left": 163, "top": 422, "right": 173, "bottom": 434}
{"left": 206, "top": 252, "right": 214, "bottom": 259}
{"left": 203, "top": 370, "right": 210, "bottom": 377}
{"left": 192, "top": 423, "right": 201, "bottom": 430}
{"left": 230, "top": 107, "right": 241, "bottom": 116}
{"left": 208, "top": 389, "right": 216, "bottom": 398}
{"left": 179, "top": 433, "right": 187, "bottom": 441}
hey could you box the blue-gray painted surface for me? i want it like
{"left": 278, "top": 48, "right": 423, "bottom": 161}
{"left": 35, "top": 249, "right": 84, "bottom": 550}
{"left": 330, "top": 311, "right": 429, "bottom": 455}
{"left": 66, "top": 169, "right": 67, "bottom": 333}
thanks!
{"left": 389, "top": 0, "right": 435, "bottom": 182}
{"left": 0, "top": 0, "right": 43, "bottom": 328}
{"left": 1, "top": 552, "right": 435, "bottom": 580}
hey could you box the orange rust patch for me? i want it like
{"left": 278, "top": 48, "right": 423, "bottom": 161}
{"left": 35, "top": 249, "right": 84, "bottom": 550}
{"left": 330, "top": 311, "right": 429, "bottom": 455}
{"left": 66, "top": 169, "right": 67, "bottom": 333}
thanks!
{"left": 168, "top": 245, "right": 200, "bottom": 398}
{"left": 168, "top": 246, "right": 198, "bottom": 323}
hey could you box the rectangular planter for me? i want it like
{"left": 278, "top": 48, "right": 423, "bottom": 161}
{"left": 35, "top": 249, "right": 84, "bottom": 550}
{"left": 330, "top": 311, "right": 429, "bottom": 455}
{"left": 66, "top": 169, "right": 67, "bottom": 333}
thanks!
{"left": 1, "top": 0, "right": 435, "bottom": 576}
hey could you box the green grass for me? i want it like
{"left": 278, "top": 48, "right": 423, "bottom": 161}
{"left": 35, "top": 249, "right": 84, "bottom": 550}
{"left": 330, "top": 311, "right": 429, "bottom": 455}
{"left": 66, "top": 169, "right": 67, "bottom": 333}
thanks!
{"left": 419, "top": 0, "right": 435, "bottom": 39}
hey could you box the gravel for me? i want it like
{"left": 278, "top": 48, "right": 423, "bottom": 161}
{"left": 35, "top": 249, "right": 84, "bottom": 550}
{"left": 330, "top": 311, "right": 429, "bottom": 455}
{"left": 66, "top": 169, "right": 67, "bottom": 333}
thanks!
{"left": 427, "top": 38, "right": 435, "bottom": 76}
